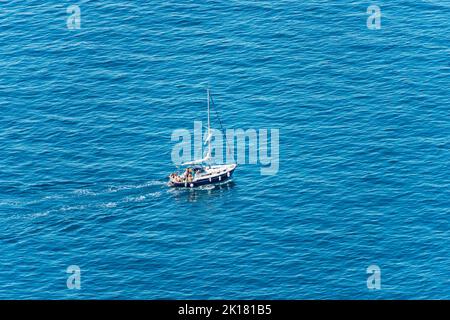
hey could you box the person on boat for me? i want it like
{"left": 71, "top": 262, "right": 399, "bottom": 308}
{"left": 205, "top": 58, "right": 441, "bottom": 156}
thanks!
{"left": 170, "top": 173, "right": 181, "bottom": 183}
{"left": 184, "top": 168, "right": 192, "bottom": 180}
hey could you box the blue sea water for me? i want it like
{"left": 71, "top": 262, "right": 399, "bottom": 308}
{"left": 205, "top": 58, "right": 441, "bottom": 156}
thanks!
{"left": 0, "top": 0, "right": 449, "bottom": 299}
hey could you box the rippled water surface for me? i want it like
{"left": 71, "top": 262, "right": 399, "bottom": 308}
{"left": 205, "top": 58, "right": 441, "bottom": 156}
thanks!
{"left": 0, "top": 1, "right": 449, "bottom": 299}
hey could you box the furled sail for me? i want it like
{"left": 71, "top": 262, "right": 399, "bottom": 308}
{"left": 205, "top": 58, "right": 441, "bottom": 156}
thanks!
{"left": 182, "top": 153, "right": 211, "bottom": 166}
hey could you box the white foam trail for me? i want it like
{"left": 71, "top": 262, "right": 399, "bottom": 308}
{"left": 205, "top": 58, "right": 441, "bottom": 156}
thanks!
{"left": 60, "top": 205, "right": 87, "bottom": 212}
{"left": 98, "top": 202, "right": 117, "bottom": 208}
{"left": 73, "top": 189, "right": 97, "bottom": 196}
{"left": 123, "top": 195, "right": 146, "bottom": 202}
{"left": 107, "top": 180, "right": 165, "bottom": 193}
{"left": 148, "top": 191, "right": 162, "bottom": 197}
{"left": 30, "top": 211, "right": 49, "bottom": 219}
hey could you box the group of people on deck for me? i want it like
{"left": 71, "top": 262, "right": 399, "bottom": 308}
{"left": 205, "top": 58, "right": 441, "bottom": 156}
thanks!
{"left": 170, "top": 167, "right": 195, "bottom": 183}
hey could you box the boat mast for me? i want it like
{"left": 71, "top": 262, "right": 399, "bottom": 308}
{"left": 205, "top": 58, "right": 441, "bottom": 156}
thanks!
{"left": 207, "top": 88, "right": 211, "bottom": 137}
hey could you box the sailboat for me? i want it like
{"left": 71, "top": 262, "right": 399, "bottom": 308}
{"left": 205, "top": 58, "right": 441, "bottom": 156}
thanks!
{"left": 168, "top": 89, "right": 237, "bottom": 188}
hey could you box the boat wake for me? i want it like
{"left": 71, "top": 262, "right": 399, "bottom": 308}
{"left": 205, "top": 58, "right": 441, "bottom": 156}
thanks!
{"left": 5, "top": 179, "right": 167, "bottom": 221}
